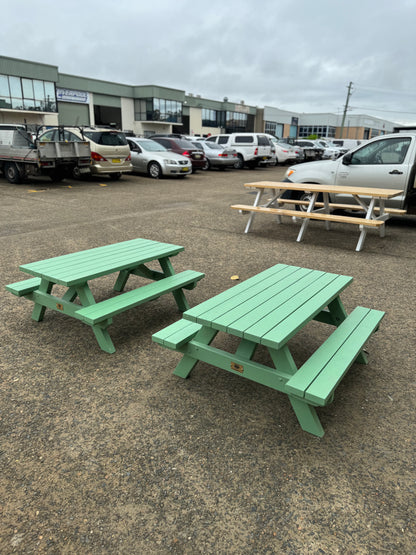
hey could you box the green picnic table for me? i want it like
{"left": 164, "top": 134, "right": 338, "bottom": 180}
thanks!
{"left": 6, "top": 238, "right": 204, "bottom": 353}
{"left": 153, "top": 264, "right": 385, "bottom": 437}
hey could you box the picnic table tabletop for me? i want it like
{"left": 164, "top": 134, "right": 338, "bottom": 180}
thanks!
{"left": 19, "top": 237, "right": 184, "bottom": 286}
{"left": 183, "top": 263, "right": 352, "bottom": 349}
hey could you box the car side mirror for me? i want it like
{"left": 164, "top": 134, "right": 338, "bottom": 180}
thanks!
{"left": 342, "top": 152, "right": 352, "bottom": 165}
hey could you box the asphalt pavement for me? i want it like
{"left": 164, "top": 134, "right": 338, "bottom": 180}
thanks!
{"left": 1, "top": 166, "right": 415, "bottom": 554}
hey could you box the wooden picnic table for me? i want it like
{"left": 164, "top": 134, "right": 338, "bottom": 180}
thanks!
{"left": 6, "top": 238, "right": 204, "bottom": 353}
{"left": 153, "top": 263, "right": 384, "bottom": 437}
{"left": 231, "top": 181, "right": 405, "bottom": 251}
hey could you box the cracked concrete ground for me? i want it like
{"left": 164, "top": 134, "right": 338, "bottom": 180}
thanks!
{"left": 1, "top": 165, "right": 415, "bottom": 554}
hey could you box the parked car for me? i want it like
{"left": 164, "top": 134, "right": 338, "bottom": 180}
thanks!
{"left": 149, "top": 136, "right": 206, "bottom": 171}
{"left": 265, "top": 135, "right": 298, "bottom": 165}
{"left": 188, "top": 140, "right": 237, "bottom": 170}
{"left": 293, "top": 140, "right": 325, "bottom": 161}
{"left": 38, "top": 126, "right": 132, "bottom": 179}
{"left": 126, "top": 137, "right": 191, "bottom": 178}
{"left": 314, "top": 139, "right": 344, "bottom": 159}
{"left": 205, "top": 133, "right": 273, "bottom": 169}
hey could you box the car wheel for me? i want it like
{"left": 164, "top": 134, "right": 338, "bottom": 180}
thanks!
{"left": 49, "top": 168, "right": 66, "bottom": 182}
{"left": 148, "top": 162, "right": 162, "bottom": 179}
{"left": 108, "top": 172, "right": 122, "bottom": 180}
{"left": 234, "top": 154, "right": 244, "bottom": 169}
{"left": 296, "top": 191, "right": 324, "bottom": 212}
{"left": 202, "top": 159, "right": 210, "bottom": 171}
{"left": 4, "top": 162, "right": 22, "bottom": 184}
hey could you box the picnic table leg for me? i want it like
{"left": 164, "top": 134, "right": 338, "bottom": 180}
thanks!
{"left": 114, "top": 270, "right": 130, "bottom": 292}
{"left": 76, "top": 283, "right": 116, "bottom": 354}
{"left": 159, "top": 257, "right": 189, "bottom": 312}
{"left": 288, "top": 396, "right": 325, "bottom": 437}
{"left": 31, "top": 278, "right": 53, "bottom": 321}
{"left": 173, "top": 327, "right": 218, "bottom": 378}
{"left": 244, "top": 189, "right": 263, "bottom": 233}
{"left": 296, "top": 192, "right": 319, "bottom": 243}
{"left": 327, "top": 297, "right": 367, "bottom": 363}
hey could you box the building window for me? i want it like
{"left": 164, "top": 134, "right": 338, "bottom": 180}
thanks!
{"left": 298, "top": 125, "right": 336, "bottom": 138}
{"left": 0, "top": 74, "right": 57, "bottom": 112}
{"left": 135, "top": 98, "right": 182, "bottom": 123}
{"left": 202, "top": 108, "right": 219, "bottom": 127}
{"left": 225, "top": 111, "right": 247, "bottom": 132}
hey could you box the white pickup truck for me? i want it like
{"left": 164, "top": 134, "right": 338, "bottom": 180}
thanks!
{"left": 284, "top": 132, "right": 416, "bottom": 213}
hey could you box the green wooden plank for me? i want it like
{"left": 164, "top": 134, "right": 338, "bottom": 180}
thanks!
{"left": 223, "top": 268, "right": 321, "bottom": 336}
{"left": 6, "top": 277, "right": 41, "bottom": 296}
{"left": 184, "top": 264, "right": 290, "bottom": 322}
{"left": 196, "top": 265, "right": 306, "bottom": 329}
{"left": 305, "top": 308, "right": 385, "bottom": 405}
{"left": 76, "top": 271, "right": 204, "bottom": 324}
{"left": 284, "top": 307, "right": 372, "bottom": 398}
{"left": 242, "top": 273, "right": 341, "bottom": 345}
{"left": 152, "top": 320, "right": 202, "bottom": 349}
{"left": 19, "top": 239, "right": 184, "bottom": 285}
{"left": 257, "top": 275, "right": 353, "bottom": 349}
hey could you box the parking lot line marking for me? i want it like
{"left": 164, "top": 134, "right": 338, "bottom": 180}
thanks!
{"left": 99, "top": 184, "right": 108, "bottom": 187}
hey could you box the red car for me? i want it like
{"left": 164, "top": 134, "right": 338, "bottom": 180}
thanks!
{"left": 150, "top": 136, "right": 206, "bottom": 171}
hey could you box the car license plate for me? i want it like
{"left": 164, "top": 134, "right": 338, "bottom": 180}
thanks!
{"left": 79, "top": 167, "right": 90, "bottom": 174}
{"left": 112, "top": 158, "right": 121, "bottom": 163}
{"left": 181, "top": 167, "right": 189, "bottom": 172}
{"left": 194, "top": 154, "right": 201, "bottom": 159}
{"left": 262, "top": 156, "right": 268, "bottom": 160}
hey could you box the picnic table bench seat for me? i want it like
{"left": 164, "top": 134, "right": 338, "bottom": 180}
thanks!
{"left": 6, "top": 277, "right": 42, "bottom": 297}
{"left": 76, "top": 270, "right": 205, "bottom": 325}
{"left": 152, "top": 319, "right": 203, "bottom": 349}
{"left": 275, "top": 198, "right": 407, "bottom": 215}
{"left": 231, "top": 204, "right": 386, "bottom": 228}
{"left": 284, "top": 306, "right": 384, "bottom": 432}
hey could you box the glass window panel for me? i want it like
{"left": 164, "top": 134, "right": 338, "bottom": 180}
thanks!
{"left": 33, "top": 80, "right": 45, "bottom": 101}
{"left": 0, "top": 74, "right": 10, "bottom": 96}
{"left": 11, "top": 97, "right": 24, "bottom": 109}
{"left": 9, "top": 76, "right": 22, "bottom": 99}
{"left": 44, "top": 81, "right": 55, "bottom": 100}
{"left": 23, "top": 98, "right": 36, "bottom": 110}
{"left": 0, "top": 96, "right": 12, "bottom": 108}
{"left": 22, "top": 78, "right": 34, "bottom": 99}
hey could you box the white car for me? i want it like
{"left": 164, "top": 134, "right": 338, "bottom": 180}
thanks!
{"left": 205, "top": 133, "right": 273, "bottom": 169}
{"left": 266, "top": 135, "right": 297, "bottom": 165}
{"left": 127, "top": 137, "right": 192, "bottom": 178}
{"left": 314, "top": 139, "right": 344, "bottom": 159}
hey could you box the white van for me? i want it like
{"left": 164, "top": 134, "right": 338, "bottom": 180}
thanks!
{"left": 331, "top": 139, "right": 364, "bottom": 150}
{"left": 205, "top": 133, "right": 273, "bottom": 169}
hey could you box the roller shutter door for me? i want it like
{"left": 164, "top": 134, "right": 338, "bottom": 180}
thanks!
{"left": 58, "top": 102, "right": 90, "bottom": 126}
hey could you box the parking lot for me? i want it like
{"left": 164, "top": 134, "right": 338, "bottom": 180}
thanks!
{"left": 1, "top": 165, "right": 415, "bottom": 554}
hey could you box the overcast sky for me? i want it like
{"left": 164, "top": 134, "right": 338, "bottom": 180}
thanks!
{"left": 3, "top": 0, "right": 416, "bottom": 124}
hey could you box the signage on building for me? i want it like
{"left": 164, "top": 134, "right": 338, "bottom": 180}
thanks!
{"left": 56, "top": 88, "right": 89, "bottom": 104}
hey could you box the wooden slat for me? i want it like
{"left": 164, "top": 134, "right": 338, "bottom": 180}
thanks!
{"left": 184, "top": 264, "right": 289, "bottom": 323}
{"left": 152, "top": 320, "right": 202, "bottom": 349}
{"left": 19, "top": 238, "right": 184, "bottom": 286}
{"left": 231, "top": 204, "right": 384, "bottom": 227}
{"left": 76, "top": 271, "right": 204, "bottom": 324}
{"left": 276, "top": 198, "right": 406, "bottom": 214}
{"left": 255, "top": 275, "right": 353, "bottom": 349}
{"left": 5, "top": 277, "right": 42, "bottom": 296}
{"left": 243, "top": 181, "right": 403, "bottom": 199}
{"left": 284, "top": 307, "right": 385, "bottom": 406}
{"left": 194, "top": 265, "right": 307, "bottom": 329}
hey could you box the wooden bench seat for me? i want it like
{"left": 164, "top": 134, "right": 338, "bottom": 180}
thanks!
{"left": 285, "top": 306, "right": 385, "bottom": 408}
{"left": 152, "top": 319, "right": 203, "bottom": 349}
{"left": 76, "top": 270, "right": 205, "bottom": 325}
{"left": 6, "top": 277, "right": 42, "bottom": 297}
{"left": 275, "top": 198, "right": 406, "bottom": 215}
{"left": 230, "top": 204, "right": 385, "bottom": 227}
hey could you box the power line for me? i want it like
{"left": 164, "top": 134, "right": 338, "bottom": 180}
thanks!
{"left": 350, "top": 105, "right": 416, "bottom": 115}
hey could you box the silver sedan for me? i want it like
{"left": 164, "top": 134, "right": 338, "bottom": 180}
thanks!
{"left": 190, "top": 140, "right": 237, "bottom": 170}
{"left": 127, "top": 137, "right": 192, "bottom": 178}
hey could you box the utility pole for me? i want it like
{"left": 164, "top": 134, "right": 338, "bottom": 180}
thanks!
{"left": 340, "top": 82, "right": 353, "bottom": 139}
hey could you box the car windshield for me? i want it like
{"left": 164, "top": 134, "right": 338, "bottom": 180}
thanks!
{"left": 136, "top": 139, "right": 167, "bottom": 152}
{"left": 83, "top": 131, "right": 127, "bottom": 146}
